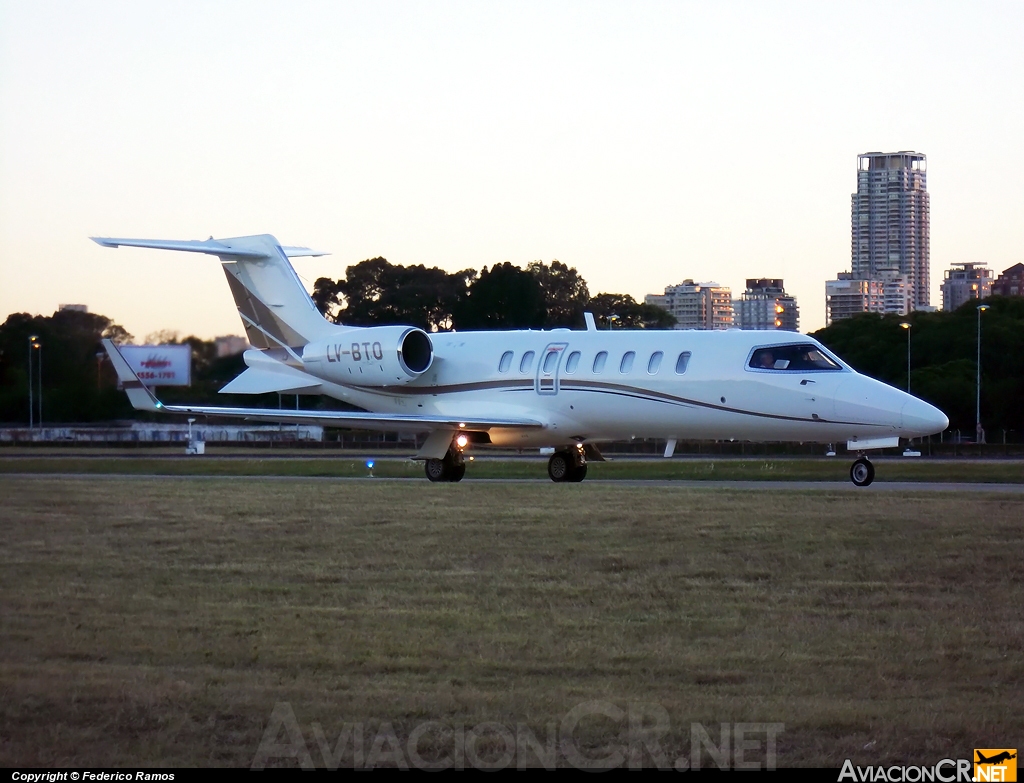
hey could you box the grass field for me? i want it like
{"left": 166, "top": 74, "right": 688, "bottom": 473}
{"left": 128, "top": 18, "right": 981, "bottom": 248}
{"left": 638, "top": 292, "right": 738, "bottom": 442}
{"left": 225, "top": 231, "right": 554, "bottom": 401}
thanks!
{"left": 1, "top": 454, "right": 1023, "bottom": 483}
{"left": 1, "top": 477, "right": 1021, "bottom": 768}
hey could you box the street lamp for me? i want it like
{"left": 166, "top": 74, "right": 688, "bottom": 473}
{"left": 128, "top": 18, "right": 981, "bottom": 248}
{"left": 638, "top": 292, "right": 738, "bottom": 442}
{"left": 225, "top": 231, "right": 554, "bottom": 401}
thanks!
{"left": 899, "top": 322, "right": 911, "bottom": 393}
{"left": 28, "top": 335, "right": 41, "bottom": 428}
{"left": 976, "top": 304, "right": 989, "bottom": 443}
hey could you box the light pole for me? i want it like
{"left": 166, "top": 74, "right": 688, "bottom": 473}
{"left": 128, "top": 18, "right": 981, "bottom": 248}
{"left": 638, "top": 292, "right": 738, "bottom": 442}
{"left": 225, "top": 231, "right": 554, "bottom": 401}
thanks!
{"left": 976, "top": 304, "right": 989, "bottom": 443}
{"left": 28, "top": 335, "right": 40, "bottom": 428}
{"left": 900, "top": 321, "right": 911, "bottom": 393}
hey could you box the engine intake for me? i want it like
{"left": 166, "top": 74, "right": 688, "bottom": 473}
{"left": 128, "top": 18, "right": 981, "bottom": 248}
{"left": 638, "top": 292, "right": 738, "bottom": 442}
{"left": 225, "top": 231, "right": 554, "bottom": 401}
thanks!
{"left": 400, "top": 329, "right": 432, "bottom": 374}
{"left": 302, "top": 326, "right": 434, "bottom": 387}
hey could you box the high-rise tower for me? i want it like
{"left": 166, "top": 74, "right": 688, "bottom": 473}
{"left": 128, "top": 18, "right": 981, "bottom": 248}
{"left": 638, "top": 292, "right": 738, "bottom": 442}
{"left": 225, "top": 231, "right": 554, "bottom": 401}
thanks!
{"left": 851, "top": 151, "right": 930, "bottom": 310}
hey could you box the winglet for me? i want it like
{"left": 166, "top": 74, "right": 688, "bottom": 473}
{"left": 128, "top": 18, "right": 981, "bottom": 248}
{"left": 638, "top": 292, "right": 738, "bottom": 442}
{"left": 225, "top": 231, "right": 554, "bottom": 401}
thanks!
{"left": 101, "top": 339, "right": 163, "bottom": 412}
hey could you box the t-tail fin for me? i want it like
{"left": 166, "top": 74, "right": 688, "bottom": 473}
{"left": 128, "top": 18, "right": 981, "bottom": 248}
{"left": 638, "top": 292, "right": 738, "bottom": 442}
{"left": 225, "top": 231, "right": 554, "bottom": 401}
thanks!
{"left": 91, "top": 234, "right": 335, "bottom": 352}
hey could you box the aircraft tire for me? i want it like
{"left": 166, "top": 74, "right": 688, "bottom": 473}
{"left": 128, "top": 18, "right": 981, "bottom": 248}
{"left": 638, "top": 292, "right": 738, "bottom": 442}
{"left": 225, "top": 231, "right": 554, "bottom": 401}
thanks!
{"left": 448, "top": 463, "right": 466, "bottom": 482}
{"left": 548, "top": 452, "right": 571, "bottom": 482}
{"left": 568, "top": 463, "right": 588, "bottom": 482}
{"left": 425, "top": 458, "right": 449, "bottom": 482}
{"left": 850, "top": 457, "right": 874, "bottom": 487}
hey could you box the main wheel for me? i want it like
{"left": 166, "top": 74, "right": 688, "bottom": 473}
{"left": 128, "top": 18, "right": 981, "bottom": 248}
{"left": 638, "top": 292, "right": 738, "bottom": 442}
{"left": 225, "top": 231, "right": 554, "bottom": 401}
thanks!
{"left": 567, "top": 463, "right": 588, "bottom": 482}
{"left": 425, "top": 458, "right": 449, "bottom": 482}
{"left": 850, "top": 457, "right": 875, "bottom": 487}
{"left": 547, "top": 452, "right": 571, "bottom": 482}
{"left": 448, "top": 463, "right": 466, "bottom": 482}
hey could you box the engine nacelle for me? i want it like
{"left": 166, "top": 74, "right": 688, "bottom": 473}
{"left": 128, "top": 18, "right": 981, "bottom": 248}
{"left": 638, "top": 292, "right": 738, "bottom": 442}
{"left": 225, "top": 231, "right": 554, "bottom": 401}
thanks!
{"left": 302, "top": 326, "right": 433, "bottom": 387}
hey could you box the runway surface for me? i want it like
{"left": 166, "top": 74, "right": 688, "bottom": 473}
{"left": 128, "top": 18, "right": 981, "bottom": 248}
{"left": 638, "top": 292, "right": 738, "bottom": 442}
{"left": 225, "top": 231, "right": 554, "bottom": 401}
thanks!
{"left": 4, "top": 473, "right": 1024, "bottom": 493}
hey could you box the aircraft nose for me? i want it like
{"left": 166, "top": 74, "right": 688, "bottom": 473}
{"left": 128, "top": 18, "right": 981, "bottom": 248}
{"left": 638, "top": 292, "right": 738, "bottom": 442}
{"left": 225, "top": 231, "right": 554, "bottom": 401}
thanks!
{"left": 901, "top": 396, "right": 948, "bottom": 436}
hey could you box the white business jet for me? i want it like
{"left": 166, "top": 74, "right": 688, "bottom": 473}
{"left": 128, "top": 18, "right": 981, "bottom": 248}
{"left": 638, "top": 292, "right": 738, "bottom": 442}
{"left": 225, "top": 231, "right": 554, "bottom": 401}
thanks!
{"left": 95, "top": 234, "right": 948, "bottom": 486}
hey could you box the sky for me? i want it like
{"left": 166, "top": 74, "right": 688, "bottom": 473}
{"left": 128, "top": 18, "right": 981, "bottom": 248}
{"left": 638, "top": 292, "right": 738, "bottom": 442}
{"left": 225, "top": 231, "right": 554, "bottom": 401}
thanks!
{"left": 2, "top": 0, "right": 1023, "bottom": 340}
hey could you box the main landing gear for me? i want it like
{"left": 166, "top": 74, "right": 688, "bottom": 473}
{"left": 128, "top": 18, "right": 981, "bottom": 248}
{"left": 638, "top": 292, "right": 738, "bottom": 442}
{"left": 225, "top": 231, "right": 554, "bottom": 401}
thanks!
{"left": 425, "top": 437, "right": 468, "bottom": 483}
{"left": 548, "top": 446, "right": 588, "bottom": 483}
{"left": 850, "top": 456, "right": 875, "bottom": 487}
{"left": 425, "top": 448, "right": 466, "bottom": 482}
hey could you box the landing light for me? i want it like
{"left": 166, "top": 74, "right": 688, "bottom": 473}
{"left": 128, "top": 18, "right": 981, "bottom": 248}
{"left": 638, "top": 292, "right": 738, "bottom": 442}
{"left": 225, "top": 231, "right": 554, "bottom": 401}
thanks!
{"left": 455, "top": 434, "right": 469, "bottom": 449}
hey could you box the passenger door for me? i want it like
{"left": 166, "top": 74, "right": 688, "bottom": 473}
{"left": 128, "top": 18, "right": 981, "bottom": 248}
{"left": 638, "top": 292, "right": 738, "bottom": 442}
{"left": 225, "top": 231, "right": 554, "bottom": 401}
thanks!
{"left": 536, "top": 343, "right": 568, "bottom": 396}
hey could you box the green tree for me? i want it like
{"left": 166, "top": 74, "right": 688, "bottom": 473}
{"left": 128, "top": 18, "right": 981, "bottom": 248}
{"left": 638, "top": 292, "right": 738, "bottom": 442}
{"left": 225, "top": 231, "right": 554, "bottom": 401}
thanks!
{"left": 314, "top": 258, "right": 474, "bottom": 332}
{"left": 311, "top": 277, "right": 342, "bottom": 321}
{"left": 453, "top": 262, "right": 547, "bottom": 330}
{"left": 0, "top": 309, "right": 134, "bottom": 423}
{"left": 586, "top": 293, "right": 677, "bottom": 329}
{"left": 527, "top": 260, "right": 591, "bottom": 328}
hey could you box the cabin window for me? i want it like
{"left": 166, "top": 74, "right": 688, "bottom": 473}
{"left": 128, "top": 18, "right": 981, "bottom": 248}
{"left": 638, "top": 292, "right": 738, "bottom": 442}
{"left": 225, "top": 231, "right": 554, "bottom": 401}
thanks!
{"left": 565, "top": 351, "right": 581, "bottom": 373}
{"left": 748, "top": 344, "right": 841, "bottom": 371}
{"left": 498, "top": 351, "right": 513, "bottom": 372}
{"left": 542, "top": 350, "right": 559, "bottom": 373}
{"left": 593, "top": 351, "right": 608, "bottom": 373}
{"left": 520, "top": 351, "right": 535, "bottom": 373}
{"left": 648, "top": 351, "right": 663, "bottom": 374}
{"left": 619, "top": 351, "right": 635, "bottom": 373}
{"left": 675, "top": 351, "right": 691, "bottom": 374}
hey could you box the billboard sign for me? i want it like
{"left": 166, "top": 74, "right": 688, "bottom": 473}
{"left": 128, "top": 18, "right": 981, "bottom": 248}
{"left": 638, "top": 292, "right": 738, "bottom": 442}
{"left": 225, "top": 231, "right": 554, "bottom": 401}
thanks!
{"left": 119, "top": 344, "right": 192, "bottom": 386}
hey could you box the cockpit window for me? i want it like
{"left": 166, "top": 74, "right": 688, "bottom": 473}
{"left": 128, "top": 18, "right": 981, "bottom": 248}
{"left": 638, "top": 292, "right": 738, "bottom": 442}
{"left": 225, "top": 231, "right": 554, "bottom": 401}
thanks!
{"left": 748, "top": 344, "right": 841, "bottom": 371}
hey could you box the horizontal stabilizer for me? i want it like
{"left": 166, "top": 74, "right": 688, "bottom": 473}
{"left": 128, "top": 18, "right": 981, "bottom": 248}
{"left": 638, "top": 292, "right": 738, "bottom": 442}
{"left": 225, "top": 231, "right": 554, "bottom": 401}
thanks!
{"left": 91, "top": 236, "right": 329, "bottom": 259}
{"left": 92, "top": 237, "right": 264, "bottom": 258}
{"left": 219, "top": 367, "right": 322, "bottom": 395}
{"left": 280, "top": 246, "right": 329, "bottom": 258}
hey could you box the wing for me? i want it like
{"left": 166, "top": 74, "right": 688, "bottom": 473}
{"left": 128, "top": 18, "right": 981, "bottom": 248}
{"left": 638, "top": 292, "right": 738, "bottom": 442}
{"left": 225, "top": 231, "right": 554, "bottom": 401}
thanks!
{"left": 102, "top": 339, "right": 543, "bottom": 433}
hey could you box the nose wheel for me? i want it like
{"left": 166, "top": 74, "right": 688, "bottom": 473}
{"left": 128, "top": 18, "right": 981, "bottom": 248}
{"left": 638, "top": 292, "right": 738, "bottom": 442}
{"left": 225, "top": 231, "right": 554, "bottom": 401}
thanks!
{"left": 850, "top": 457, "right": 875, "bottom": 487}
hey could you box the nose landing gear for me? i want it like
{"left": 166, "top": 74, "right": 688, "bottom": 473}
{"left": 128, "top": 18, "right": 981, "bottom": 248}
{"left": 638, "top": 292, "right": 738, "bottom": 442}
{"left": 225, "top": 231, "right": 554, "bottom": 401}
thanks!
{"left": 850, "top": 456, "right": 875, "bottom": 487}
{"left": 548, "top": 445, "right": 588, "bottom": 483}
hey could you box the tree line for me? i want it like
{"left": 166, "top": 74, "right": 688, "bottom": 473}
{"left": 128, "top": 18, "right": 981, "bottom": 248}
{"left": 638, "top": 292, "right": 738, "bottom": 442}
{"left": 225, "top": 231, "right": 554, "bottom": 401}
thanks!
{"left": 310, "top": 257, "right": 675, "bottom": 331}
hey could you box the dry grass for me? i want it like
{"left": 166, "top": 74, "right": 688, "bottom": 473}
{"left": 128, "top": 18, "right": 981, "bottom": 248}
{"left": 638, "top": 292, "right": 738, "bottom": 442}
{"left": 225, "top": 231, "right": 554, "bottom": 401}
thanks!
{"left": 1, "top": 477, "right": 1021, "bottom": 767}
